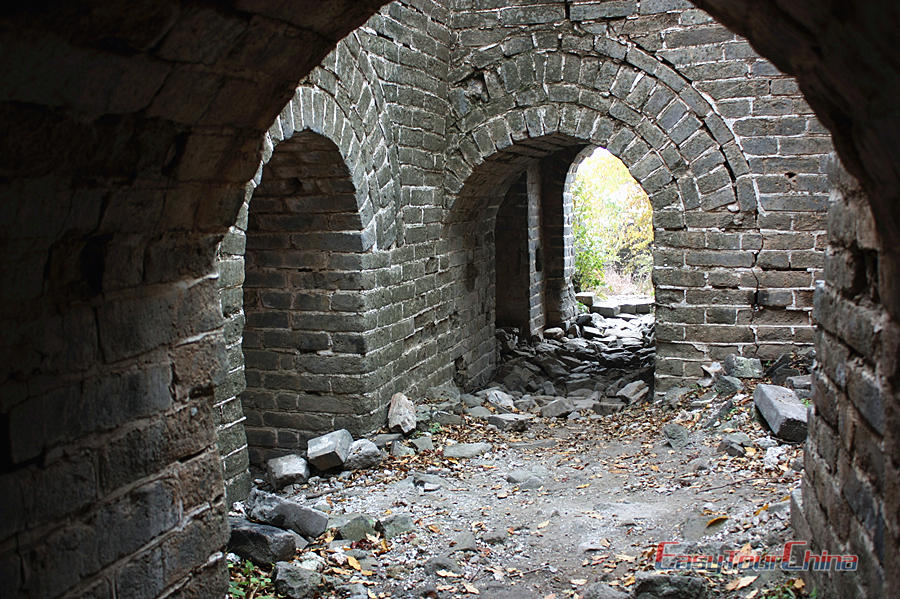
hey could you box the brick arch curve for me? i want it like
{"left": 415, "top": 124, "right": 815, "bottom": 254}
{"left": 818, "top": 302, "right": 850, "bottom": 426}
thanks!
{"left": 444, "top": 54, "right": 752, "bottom": 223}
{"left": 301, "top": 31, "right": 403, "bottom": 248}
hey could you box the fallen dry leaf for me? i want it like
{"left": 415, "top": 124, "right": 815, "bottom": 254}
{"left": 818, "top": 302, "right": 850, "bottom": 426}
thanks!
{"left": 347, "top": 556, "right": 361, "bottom": 571}
{"left": 463, "top": 582, "right": 480, "bottom": 594}
{"left": 435, "top": 569, "right": 461, "bottom": 578}
{"left": 725, "top": 575, "right": 758, "bottom": 591}
{"left": 537, "top": 520, "right": 550, "bottom": 529}
{"left": 706, "top": 515, "right": 728, "bottom": 527}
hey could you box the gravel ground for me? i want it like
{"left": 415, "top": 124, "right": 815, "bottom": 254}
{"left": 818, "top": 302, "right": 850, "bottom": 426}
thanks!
{"left": 234, "top": 385, "right": 807, "bottom": 599}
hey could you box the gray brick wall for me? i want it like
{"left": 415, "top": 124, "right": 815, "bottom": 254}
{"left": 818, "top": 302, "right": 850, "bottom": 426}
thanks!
{"left": 793, "top": 161, "right": 895, "bottom": 598}
{"left": 442, "top": 0, "right": 830, "bottom": 395}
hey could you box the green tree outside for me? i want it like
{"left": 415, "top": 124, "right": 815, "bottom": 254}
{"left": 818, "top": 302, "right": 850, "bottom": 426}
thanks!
{"left": 571, "top": 147, "right": 653, "bottom": 296}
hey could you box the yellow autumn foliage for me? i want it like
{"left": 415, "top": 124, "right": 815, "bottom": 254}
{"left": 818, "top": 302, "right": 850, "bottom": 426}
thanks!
{"left": 571, "top": 147, "right": 653, "bottom": 295}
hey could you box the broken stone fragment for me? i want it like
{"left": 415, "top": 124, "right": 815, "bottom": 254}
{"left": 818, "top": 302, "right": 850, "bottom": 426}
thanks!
{"left": 228, "top": 516, "right": 297, "bottom": 565}
{"left": 581, "top": 582, "right": 628, "bottom": 599}
{"left": 245, "top": 489, "right": 329, "bottom": 539}
{"left": 714, "top": 374, "right": 743, "bottom": 395}
{"left": 481, "top": 528, "right": 507, "bottom": 544}
{"left": 266, "top": 454, "right": 310, "bottom": 489}
{"left": 483, "top": 388, "right": 515, "bottom": 410}
{"left": 466, "top": 405, "right": 492, "bottom": 419}
{"left": 450, "top": 531, "right": 478, "bottom": 553}
{"left": 487, "top": 412, "right": 532, "bottom": 431}
{"left": 662, "top": 422, "right": 690, "bottom": 449}
{"left": 582, "top": 325, "right": 603, "bottom": 339}
{"left": 592, "top": 401, "right": 625, "bottom": 416}
{"left": 377, "top": 513, "right": 415, "bottom": 539}
{"left": 424, "top": 554, "right": 460, "bottom": 575}
{"left": 616, "top": 380, "right": 649, "bottom": 403}
{"left": 460, "top": 393, "right": 483, "bottom": 407}
{"left": 723, "top": 354, "right": 764, "bottom": 378}
{"left": 575, "top": 291, "right": 595, "bottom": 307}
{"left": 334, "top": 513, "right": 377, "bottom": 541}
{"left": 785, "top": 374, "right": 812, "bottom": 391}
{"left": 540, "top": 397, "right": 575, "bottom": 418}
{"left": 307, "top": 429, "right": 353, "bottom": 470}
{"left": 717, "top": 438, "right": 745, "bottom": 456}
{"left": 388, "top": 392, "right": 416, "bottom": 434}
{"left": 591, "top": 301, "right": 619, "bottom": 317}
{"left": 543, "top": 326, "right": 565, "bottom": 340}
{"left": 390, "top": 440, "right": 415, "bottom": 457}
{"left": 443, "top": 442, "right": 491, "bottom": 458}
{"left": 432, "top": 410, "right": 463, "bottom": 426}
{"left": 664, "top": 387, "right": 691, "bottom": 406}
{"left": 413, "top": 471, "right": 447, "bottom": 489}
{"left": 633, "top": 573, "right": 708, "bottom": 599}
{"left": 343, "top": 439, "right": 382, "bottom": 470}
{"left": 410, "top": 434, "right": 434, "bottom": 452}
{"left": 274, "top": 561, "right": 323, "bottom": 599}
{"left": 372, "top": 432, "right": 403, "bottom": 448}
{"left": 754, "top": 384, "right": 808, "bottom": 441}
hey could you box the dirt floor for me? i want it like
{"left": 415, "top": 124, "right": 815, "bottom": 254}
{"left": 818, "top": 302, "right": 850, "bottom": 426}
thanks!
{"left": 231, "top": 385, "right": 810, "bottom": 599}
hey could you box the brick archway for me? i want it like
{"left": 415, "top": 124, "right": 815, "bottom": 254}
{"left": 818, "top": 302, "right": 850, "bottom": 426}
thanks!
{"left": 214, "top": 81, "right": 400, "bottom": 493}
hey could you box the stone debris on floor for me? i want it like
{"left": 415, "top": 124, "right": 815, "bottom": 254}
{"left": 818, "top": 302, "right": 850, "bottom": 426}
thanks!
{"left": 227, "top": 344, "right": 815, "bottom": 598}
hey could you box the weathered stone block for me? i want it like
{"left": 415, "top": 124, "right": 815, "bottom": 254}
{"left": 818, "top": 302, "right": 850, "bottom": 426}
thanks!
{"left": 723, "top": 354, "right": 763, "bottom": 378}
{"left": 246, "top": 489, "right": 329, "bottom": 539}
{"left": 343, "top": 439, "right": 382, "bottom": 470}
{"left": 274, "top": 561, "right": 323, "bottom": 598}
{"left": 266, "top": 454, "right": 309, "bottom": 489}
{"left": 228, "top": 517, "right": 296, "bottom": 565}
{"left": 753, "top": 384, "right": 808, "bottom": 442}
{"left": 388, "top": 392, "right": 416, "bottom": 434}
{"left": 306, "top": 429, "right": 353, "bottom": 470}
{"left": 487, "top": 413, "right": 533, "bottom": 431}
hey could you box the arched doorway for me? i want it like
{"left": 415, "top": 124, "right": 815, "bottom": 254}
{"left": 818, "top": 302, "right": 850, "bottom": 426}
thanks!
{"left": 222, "top": 130, "right": 375, "bottom": 468}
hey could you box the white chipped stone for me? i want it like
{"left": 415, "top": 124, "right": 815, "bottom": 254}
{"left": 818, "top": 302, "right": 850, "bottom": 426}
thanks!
{"left": 388, "top": 392, "right": 416, "bottom": 434}
{"left": 267, "top": 454, "right": 310, "bottom": 489}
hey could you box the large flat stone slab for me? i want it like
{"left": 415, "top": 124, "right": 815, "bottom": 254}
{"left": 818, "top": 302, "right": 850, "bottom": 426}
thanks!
{"left": 246, "top": 489, "right": 329, "bottom": 539}
{"left": 753, "top": 384, "right": 808, "bottom": 442}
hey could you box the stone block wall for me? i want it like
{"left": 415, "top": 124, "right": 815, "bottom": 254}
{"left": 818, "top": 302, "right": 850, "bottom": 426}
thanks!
{"left": 0, "top": 2, "right": 390, "bottom": 596}
{"left": 793, "top": 161, "right": 899, "bottom": 597}
{"left": 212, "top": 1, "right": 454, "bottom": 477}
{"left": 495, "top": 176, "right": 532, "bottom": 332}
